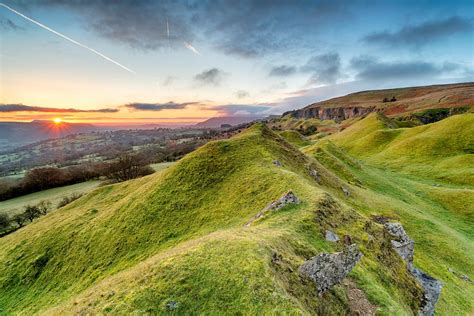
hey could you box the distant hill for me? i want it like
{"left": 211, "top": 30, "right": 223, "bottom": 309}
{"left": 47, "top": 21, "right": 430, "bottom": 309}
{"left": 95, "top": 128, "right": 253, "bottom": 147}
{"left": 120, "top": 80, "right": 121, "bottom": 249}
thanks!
{"left": 283, "top": 82, "right": 474, "bottom": 122}
{"left": 195, "top": 116, "right": 263, "bottom": 128}
{"left": 0, "top": 120, "right": 100, "bottom": 150}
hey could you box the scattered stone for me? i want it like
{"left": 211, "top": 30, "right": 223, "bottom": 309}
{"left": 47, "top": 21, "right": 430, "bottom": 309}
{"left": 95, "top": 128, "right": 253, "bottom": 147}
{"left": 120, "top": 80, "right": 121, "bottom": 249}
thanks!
{"left": 299, "top": 244, "right": 363, "bottom": 294}
{"left": 271, "top": 251, "right": 282, "bottom": 264}
{"left": 265, "top": 191, "right": 299, "bottom": 211}
{"left": 325, "top": 230, "right": 339, "bottom": 242}
{"left": 244, "top": 191, "right": 299, "bottom": 227}
{"left": 384, "top": 223, "right": 414, "bottom": 265}
{"left": 166, "top": 301, "right": 179, "bottom": 310}
{"left": 341, "top": 187, "right": 350, "bottom": 197}
{"left": 309, "top": 169, "right": 321, "bottom": 183}
{"left": 384, "top": 222, "right": 442, "bottom": 316}
{"left": 411, "top": 267, "right": 442, "bottom": 316}
{"left": 448, "top": 267, "right": 454, "bottom": 273}
{"left": 432, "top": 184, "right": 441, "bottom": 187}
{"left": 461, "top": 274, "right": 471, "bottom": 282}
{"left": 273, "top": 160, "right": 282, "bottom": 167}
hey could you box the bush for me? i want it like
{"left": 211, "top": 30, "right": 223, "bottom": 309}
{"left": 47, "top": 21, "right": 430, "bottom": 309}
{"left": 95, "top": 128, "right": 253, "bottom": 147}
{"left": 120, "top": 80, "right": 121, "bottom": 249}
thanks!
{"left": 12, "top": 213, "right": 26, "bottom": 227}
{"left": 57, "top": 193, "right": 84, "bottom": 208}
{"left": 0, "top": 213, "right": 10, "bottom": 231}
{"left": 105, "top": 154, "right": 154, "bottom": 182}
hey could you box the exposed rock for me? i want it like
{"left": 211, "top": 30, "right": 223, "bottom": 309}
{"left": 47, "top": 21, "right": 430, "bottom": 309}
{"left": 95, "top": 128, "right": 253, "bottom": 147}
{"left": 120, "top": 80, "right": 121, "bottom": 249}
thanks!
{"left": 244, "top": 191, "right": 299, "bottom": 227}
{"left": 325, "top": 230, "right": 339, "bottom": 242}
{"left": 299, "top": 244, "right": 363, "bottom": 294}
{"left": 384, "top": 223, "right": 414, "bottom": 265}
{"left": 166, "top": 301, "right": 179, "bottom": 310}
{"left": 384, "top": 222, "right": 442, "bottom": 316}
{"left": 309, "top": 169, "right": 321, "bottom": 183}
{"left": 341, "top": 187, "right": 351, "bottom": 197}
{"left": 265, "top": 191, "right": 299, "bottom": 211}
{"left": 343, "top": 235, "right": 353, "bottom": 246}
{"left": 411, "top": 267, "right": 442, "bottom": 316}
{"left": 461, "top": 274, "right": 472, "bottom": 282}
{"left": 273, "top": 160, "right": 282, "bottom": 167}
{"left": 283, "top": 106, "right": 377, "bottom": 123}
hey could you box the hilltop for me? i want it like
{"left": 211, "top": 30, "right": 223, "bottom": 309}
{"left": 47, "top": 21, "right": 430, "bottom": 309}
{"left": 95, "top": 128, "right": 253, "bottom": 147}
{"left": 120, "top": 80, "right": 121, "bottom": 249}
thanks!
{"left": 0, "top": 116, "right": 473, "bottom": 314}
{"left": 283, "top": 82, "right": 474, "bottom": 122}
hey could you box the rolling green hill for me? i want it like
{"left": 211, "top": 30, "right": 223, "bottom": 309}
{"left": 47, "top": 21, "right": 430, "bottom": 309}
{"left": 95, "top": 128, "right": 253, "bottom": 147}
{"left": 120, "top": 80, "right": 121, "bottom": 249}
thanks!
{"left": 0, "top": 121, "right": 473, "bottom": 315}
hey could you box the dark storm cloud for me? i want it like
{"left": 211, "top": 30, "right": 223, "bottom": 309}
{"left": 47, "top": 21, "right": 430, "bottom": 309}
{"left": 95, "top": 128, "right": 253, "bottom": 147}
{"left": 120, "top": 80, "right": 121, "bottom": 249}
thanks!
{"left": 350, "top": 56, "right": 461, "bottom": 80}
{"left": 269, "top": 65, "right": 297, "bottom": 77}
{"left": 21, "top": 0, "right": 349, "bottom": 57}
{"left": 194, "top": 68, "right": 225, "bottom": 86}
{"left": 124, "top": 102, "right": 198, "bottom": 111}
{"left": 363, "top": 16, "right": 473, "bottom": 48}
{"left": 301, "top": 53, "right": 342, "bottom": 84}
{"left": 0, "top": 104, "right": 118, "bottom": 113}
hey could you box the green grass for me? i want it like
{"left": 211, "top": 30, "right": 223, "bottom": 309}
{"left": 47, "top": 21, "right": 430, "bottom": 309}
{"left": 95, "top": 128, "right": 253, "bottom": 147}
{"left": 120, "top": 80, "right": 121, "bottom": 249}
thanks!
{"left": 0, "top": 181, "right": 100, "bottom": 216}
{"left": 0, "top": 122, "right": 472, "bottom": 315}
{"left": 278, "top": 130, "right": 312, "bottom": 147}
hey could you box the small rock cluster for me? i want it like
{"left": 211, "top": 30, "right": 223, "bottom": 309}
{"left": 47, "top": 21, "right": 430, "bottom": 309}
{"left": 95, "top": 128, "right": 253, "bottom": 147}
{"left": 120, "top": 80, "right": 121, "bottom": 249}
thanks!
{"left": 244, "top": 191, "right": 299, "bottom": 227}
{"left": 299, "top": 244, "right": 363, "bottom": 294}
{"left": 384, "top": 222, "right": 442, "bottom": 316}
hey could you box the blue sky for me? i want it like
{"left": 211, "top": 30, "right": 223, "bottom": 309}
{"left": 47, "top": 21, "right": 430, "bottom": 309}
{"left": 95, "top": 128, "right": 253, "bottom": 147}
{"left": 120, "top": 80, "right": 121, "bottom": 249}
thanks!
{"left": 0, "top": 0, "right": 473, "bottom": 124}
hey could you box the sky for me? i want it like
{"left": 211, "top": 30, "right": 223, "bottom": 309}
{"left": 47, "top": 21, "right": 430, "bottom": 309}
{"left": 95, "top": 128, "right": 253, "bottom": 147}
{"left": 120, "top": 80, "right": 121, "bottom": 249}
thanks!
{"left": 0, "top": 0, "right": 473, "bottom": 125}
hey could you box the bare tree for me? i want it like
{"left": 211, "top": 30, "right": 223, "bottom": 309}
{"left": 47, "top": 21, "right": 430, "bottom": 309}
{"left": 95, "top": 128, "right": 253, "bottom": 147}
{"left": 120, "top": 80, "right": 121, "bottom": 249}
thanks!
{"left": 12, "top": 213, "right": 26, "bottom": 227}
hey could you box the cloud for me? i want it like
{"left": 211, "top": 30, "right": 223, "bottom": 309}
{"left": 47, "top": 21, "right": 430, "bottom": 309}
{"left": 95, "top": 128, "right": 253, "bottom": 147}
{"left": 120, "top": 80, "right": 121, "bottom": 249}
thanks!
{"left": 0, "top": 17, "right": 23, "bottom": 31}
{"left": 161, "top": 76, "right": 176, "bottom": 87}
{"left": 269, "top": 65, "right": 297, "bottom": 77}
{"left": 203, "top": 104, "right": 270, "bottom": 116}
{"left": 124, "top": 102, "right": 198, "bottom": 111}
{"left": 235, "top": 90, "right": 250, "bottom": 99}
{"left": 350, "top": 56, "right": 462, "bottom": 81}
{"left": 0, "top": 104, "right": 118, "bottom": 113}
{"left": 301, "top": 53, "right": 342, "bottom": 84}
{"left": 363, "top": 16, "right": 473, "bottom": 48}
{"left": 194, "top": 68, "right": 225, "bottom": 86}
{"left": 21, "top": 1, "right": 349, "bottom": 57}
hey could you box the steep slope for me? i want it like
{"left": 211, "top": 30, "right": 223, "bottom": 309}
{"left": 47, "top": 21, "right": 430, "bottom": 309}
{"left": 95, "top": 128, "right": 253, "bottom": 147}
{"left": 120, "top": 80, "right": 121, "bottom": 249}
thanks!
{"left": 326, "top": 113, "right": 474, "bottom": 184}
{"left": 0, "top": 124, "right": 473, "bottom": 315}
{"left": 283, "top": 82, "right": 474, "bottom": 122}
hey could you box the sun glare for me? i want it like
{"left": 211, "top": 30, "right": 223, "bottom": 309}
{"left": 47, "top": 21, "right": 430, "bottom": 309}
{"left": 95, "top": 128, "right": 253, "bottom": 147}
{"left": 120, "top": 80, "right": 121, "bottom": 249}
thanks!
{"left": 53, "top": 118, "right": 62, "bottom": 124}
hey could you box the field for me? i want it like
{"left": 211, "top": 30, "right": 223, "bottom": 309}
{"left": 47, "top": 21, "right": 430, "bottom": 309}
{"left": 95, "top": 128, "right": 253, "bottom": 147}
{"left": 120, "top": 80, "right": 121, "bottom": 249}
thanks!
{"left": 0, "top": 162, "right": 176, "bottom": 216}
{"left": 0, "top": 117, "right": 472, "bottom": 315}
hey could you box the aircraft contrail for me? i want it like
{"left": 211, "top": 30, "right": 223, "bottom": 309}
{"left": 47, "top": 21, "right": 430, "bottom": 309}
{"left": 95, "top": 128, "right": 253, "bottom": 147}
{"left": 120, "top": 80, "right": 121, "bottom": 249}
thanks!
{"left": 184, "top": 41, "right": 200, "bottom": 55}
{"left": 0, "top": 2, "right": 135, "bottom": 74}
{"left": 166, "top": 17, "right": 170, "bottom": 37}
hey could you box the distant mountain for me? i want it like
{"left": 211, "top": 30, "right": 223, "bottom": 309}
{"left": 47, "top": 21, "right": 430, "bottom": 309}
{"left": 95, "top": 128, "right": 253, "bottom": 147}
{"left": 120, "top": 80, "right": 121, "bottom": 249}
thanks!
{"left": 195, "top": 116, "right": 263, "bottom": 128}
{"left": 0, "top": 120, "right": 100, "bottom": 150}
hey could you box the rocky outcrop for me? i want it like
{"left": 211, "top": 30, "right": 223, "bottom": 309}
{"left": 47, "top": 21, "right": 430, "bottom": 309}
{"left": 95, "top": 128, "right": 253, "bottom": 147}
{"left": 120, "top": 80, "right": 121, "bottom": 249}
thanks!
{"left": 384, "top": 223, "right": 414, "bottom": 265}
{"left": 283, "top": 106, "right": 376, "bottom": 122}
{"left": 244, "top": 191, "right": 299, "bottom": 227}
{"left": 299, "top": 244, "right": 363, "bottom": 294}
{"left": 384, "top": 222, "right": 442, "bottom": 316}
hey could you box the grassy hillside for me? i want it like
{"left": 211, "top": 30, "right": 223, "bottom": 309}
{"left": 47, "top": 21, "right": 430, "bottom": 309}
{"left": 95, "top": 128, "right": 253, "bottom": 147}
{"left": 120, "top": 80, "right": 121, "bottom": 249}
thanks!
{"left": 327, "top": 113, "right": 474, "bottom": 184}
{"left": 278, "top": 130, "right": 312, "bottom": 147}
{"left": 0, "top": 123, "right": 472, "bottom": 315}
{"left": 301, "top": 82, "right": 474, "bottom": 116}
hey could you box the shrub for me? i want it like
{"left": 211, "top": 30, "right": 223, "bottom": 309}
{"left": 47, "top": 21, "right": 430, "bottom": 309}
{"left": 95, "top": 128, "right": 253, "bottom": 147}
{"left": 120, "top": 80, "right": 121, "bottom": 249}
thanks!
{"left": 12, "top": 213, "right": 26, "bottom": 227}
{"left": 0, "top": 213, "right": 10, "bottom": 231}
{"left": 105, "top": 154, "right": 154, "bottom": 182}
{"left": 57, "top": 193, "right": 84, "bottom": 208}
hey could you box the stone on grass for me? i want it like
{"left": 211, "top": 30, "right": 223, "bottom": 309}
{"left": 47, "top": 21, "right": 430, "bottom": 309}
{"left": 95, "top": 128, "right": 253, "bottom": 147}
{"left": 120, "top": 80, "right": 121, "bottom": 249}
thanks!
{"left": 325, "top": 230, "right": 339, "bottom": 242}
{"left": 299, "top": 244, "right": 363, "bottom": 294}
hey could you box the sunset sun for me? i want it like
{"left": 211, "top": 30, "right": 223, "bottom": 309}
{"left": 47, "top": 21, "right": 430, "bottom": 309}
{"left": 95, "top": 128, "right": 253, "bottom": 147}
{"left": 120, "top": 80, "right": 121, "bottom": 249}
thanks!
{"left": 53, "top": 117, "right": 62, "bottom": 124}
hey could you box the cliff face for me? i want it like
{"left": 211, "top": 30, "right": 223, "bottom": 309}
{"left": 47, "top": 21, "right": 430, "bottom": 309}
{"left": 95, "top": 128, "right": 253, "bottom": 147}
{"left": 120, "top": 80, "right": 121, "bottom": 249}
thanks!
{"left": 283, "top": 106, "right": 377, "bottom": 122}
